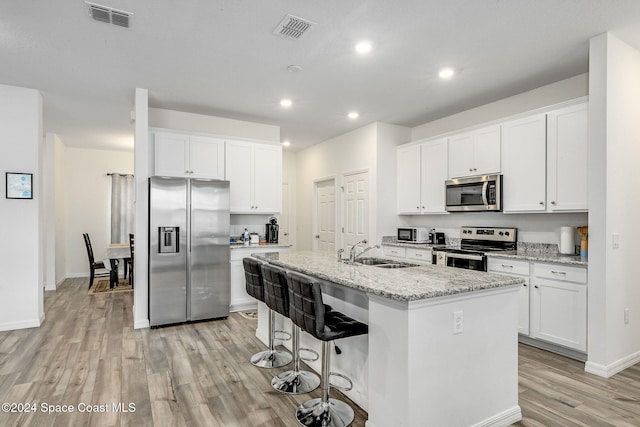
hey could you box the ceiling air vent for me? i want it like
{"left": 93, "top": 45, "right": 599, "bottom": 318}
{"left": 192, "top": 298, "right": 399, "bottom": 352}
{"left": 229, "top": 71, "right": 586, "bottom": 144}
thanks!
{"left": 272, "top": 14, "right": 315, "bottom": 39}
{"left": 85, "top": 2, "right": 133, "bottom": 29}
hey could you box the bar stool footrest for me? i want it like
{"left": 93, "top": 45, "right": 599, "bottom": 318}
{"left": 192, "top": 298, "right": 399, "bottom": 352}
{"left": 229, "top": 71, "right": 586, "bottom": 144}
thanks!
{"left": 298, "top": 347, "right": 320, "bottom": 362}
{"left": 329, "top": 372, "right": 353, "bottom": 392}
{"left": 273, "top": 329, "right": 292, "bottom": 342}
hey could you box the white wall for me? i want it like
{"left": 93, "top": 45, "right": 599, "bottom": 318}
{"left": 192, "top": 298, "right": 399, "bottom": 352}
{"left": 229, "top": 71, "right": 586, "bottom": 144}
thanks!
{"left": 586, "top": 33, "right": 640, "bottom": 377}
{"left": 376, "top": 123, "right": 411, "bottom": 240}
{"left": 54, "top": 136, "right": 67, "bottom": 285}
{"left": 412, "top": 74, "right": 588, "bottom": 141}
{"left": 296, "top": 123, "right": 378, "bottom": 251}
{"left": 64, "top": 147, "right": 134, "bottom": 276}
{"left": 0, "top": 84, "right": 43, "bottom": 331}
{"left": 281, "top": 150, "right": 297, "bottom": 248}
{"left": 149, "top": 108, "right": 280, "bottom": 142}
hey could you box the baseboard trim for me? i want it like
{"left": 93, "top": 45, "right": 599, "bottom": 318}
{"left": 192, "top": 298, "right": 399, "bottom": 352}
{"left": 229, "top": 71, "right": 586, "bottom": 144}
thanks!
{"left": 134, "top": 319, "right": 150, "bottom": 330}
{"left": 230, "top": 301, "right": 257, "bottom": 313}
{"left": 585, "top": 350, "right": 640, "bottom": 378}
{"left": 0, "top": 318, "right": 42, "bottom": 332}
{"left": 471, "top": 406, "right": 522, "bottom": 427}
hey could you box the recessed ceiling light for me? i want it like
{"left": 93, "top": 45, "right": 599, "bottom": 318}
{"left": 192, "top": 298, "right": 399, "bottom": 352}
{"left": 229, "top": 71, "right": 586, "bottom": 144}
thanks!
{"left": 439, "top": 68, "right": 455, "bottom": 79}
{"left": 280, "top": 99, "right": 293, "bottom": 108}
{"left": 287, "top": 64, "right": 303, "bottom": 73}
{"left": 282, "top": 141, "right": 291, "bottom": 147}
{"left": 355, "top": 41, "right": 372, "bottom": 55}
{"left": 348, "top": 111, "right": 359, "bottom": 119}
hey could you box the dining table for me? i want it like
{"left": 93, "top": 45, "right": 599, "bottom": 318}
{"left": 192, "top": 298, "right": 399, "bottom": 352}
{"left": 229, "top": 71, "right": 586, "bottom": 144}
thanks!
{"left": 105, "top": 243, "right": 131, "bottom": 288}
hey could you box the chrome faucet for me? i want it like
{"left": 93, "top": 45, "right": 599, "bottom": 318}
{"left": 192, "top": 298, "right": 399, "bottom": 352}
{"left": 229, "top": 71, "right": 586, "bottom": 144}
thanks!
{"left": 349, "top": 239, "right": 368, "bottom": 262}
{"left": 337, "top": 248, "right": 345, "bottom": 262}
{"left": 355, "top": 244, "right": 380, "bottom": 261}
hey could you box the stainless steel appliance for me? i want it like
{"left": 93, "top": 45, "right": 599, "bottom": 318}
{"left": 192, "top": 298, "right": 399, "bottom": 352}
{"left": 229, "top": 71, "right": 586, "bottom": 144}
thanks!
{"left": 445, "top": 174, "right": 502, "bottom": 212}
{"left": 433, "top": 226, "right": 517, "bottom": 271}
{"left": 266, "top": 217, "right": 279, "bottom": 243}
{"left": 149, "top": 177, "right": 230, "bottom": 327}
{"left": 397, "top": 227, "right": 430, "bottom": 243}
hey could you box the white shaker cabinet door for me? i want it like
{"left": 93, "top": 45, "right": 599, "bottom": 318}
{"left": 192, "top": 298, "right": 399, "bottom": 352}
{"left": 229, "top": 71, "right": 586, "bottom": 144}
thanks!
{"left": 226, "top": 141, "right": 254, "bottom": 212}
{"left": 472, "top": 125, "right": 501, "bottom": 176}
{"left": 188, "top": 136, "right": 225, "bottom": 180}
{"left": 421, "top": 138, "right": 448, "bottom": 213}
{"left": 397, "top": 144, "right": 422, "bottom": 214}
{"left": 448, "top": 132, "right": 475, "bottom": 178}
{"left": 547, "top": 102, "right": 588, "bottom": 212}
{"left": 253, "top": 143, "right": 282, "bottom": 213}
{"left": 154, "top": 132, "right": 189, "bottom": 177}
{"left": 501, "top": 114, "right": 547, "bottom": 212}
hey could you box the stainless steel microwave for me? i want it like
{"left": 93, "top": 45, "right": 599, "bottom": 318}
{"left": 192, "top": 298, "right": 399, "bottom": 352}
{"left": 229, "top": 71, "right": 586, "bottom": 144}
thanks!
{"left": 397, "top": 227, "right": 430, "bottom": 243}
{"left": 445, "top": 174, "right": 502, "bottom": 212}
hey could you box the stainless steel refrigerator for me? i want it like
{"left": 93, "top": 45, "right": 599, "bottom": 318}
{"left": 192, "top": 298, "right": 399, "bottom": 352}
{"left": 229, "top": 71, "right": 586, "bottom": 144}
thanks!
{"left": 149, "top": 177, "right": 230, "bottom": 327}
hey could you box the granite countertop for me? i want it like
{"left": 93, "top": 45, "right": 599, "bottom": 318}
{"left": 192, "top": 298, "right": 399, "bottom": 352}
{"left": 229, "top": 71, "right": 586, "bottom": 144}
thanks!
{"left": 485, "top": 250, "right": 587, "bottom": 266}
{"left": 381, "top": 237, "right": 588, "bottom": 266}
{"left": 252, "top": 250, "right": 524, "bottom": 302}
{"left": 230, "top": 242, "right": 292, "bottom": 250}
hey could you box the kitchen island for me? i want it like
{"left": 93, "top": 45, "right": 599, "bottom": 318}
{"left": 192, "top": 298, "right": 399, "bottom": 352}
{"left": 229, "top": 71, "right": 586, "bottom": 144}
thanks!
{"left": 252, "top": 250, "right": 525, "bottom": 427}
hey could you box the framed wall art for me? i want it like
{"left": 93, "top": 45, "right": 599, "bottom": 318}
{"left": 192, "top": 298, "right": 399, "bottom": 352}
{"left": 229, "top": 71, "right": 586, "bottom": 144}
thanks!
{"left": 6, "top": 172, "right": 33, "bottom": 199}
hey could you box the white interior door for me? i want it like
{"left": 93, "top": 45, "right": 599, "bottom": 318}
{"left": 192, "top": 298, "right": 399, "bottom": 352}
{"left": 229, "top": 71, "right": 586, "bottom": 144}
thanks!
{"left": 343, "top": 171, "right": 369, "bottom": 251}
{"left": 279, "top": 182, "right": 290, "bottom": 245}
{"left": 315, "top": 179, "right": 335, "bottom": 252}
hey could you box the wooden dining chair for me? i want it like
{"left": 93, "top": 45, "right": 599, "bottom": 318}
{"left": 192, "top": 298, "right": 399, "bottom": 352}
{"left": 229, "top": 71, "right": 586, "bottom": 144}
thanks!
{"left": 83, "top": 233, "right": 110, "bottom": 289}
{"left": 128, "top": 233, "right": 134, "bottom": 287}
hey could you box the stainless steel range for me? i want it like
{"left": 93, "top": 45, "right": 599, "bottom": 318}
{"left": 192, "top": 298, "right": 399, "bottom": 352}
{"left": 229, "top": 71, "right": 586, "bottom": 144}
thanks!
{"left": 433, "top": 226, "right": 517, "bottom": 271}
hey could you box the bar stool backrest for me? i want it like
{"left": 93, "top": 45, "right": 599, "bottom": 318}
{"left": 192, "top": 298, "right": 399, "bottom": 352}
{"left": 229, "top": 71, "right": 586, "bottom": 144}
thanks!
{"left": 261, "top": 264, "right": 289, "bottom": 317}
{"left": 287, "top": 271, "right": 326, "bottom": 340}
{"left": 243, "top": 258, "right": 265, "bottom": 302}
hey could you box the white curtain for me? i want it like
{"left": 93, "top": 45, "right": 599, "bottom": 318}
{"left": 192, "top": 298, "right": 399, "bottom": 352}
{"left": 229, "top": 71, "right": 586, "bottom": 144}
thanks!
{"left": 110, "top": 174, "right": 135, "bottom": 244}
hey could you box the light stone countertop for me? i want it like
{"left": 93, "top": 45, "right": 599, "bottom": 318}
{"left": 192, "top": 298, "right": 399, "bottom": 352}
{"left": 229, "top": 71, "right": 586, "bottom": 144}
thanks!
{"left": 485, "top": 250, "right": 587, "bottom": 266}
{"left": 230, "top": 242, "right": 292, "bottom": 250}
{"left": 252, "top": 250, "right": 524, "bottom": 302}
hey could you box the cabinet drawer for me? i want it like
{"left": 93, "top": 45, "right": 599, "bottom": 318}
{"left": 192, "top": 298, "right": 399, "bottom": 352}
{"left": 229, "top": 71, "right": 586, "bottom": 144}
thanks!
{"left": 533, "top": 263, "right": 587, "bottom": 284}
{"left": 487, "top": 258, "right": 529, "bottom": 276}
{"left": 382, "top": 246, "right": 406, "bottom": 258}
{"left": 406, "top": 248, "right": 432, "bottom": 262}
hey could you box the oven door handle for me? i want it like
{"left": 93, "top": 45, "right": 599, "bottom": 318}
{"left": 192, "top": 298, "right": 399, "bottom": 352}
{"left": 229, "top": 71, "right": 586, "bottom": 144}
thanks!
{"left": 481, "top": 181, "right": 489, "bottom": 206}
{"left": 445, "top": 252, "right": 485, "bottom": 262}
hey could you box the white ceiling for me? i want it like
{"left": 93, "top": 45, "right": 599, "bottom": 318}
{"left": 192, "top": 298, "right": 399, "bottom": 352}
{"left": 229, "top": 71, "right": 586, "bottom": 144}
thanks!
{"left": 2, "top": 1, "right": 640, "bottom": 152}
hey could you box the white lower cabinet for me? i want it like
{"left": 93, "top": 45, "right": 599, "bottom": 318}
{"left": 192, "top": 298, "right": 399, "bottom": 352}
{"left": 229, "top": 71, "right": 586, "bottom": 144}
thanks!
{"left": 405, "top": 248, "right": 432, "bottom": 262}
{"left": 382, "top": 245, "right": 406, "bottom": 259}
{"left": 488, "top": 257, "right": 587, "bottom": 353}
{"left": 229, "top": 246, "right": 290, "bottom": 312}
{"left": 487, "top": 258, "right": 530, "bottom": 335}
{"left": 530, "top": 262, "right": 587, "bottom": 352}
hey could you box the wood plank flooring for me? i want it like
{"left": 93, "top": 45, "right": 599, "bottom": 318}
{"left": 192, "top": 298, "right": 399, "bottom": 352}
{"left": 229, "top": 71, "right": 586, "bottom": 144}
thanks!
{"left": 0, "top": 278, "right": 638, "bottom": 426}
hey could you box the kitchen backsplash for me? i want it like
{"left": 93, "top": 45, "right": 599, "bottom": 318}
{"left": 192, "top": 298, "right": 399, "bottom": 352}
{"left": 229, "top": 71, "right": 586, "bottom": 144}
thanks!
{"left": 230, "top": 214, "right": 273, "bottom": 239}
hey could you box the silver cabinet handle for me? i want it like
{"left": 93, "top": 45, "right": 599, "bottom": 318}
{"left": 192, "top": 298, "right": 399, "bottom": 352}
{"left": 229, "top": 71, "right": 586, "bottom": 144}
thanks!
{"left": 534, "top": 285, "right": 539, "bottom": 289}
{"left": 315, "top": 235, "right": 320, "bottom": 239}
{"left": 539, "top": 201, "right": 544, "bottom": 205}
{"left": 469, "top": 168, "right": 473, "bottom": 172}
{"left": 551, "top": 201, "right": 556, "bottom": 205}
{"left": 551, "top": 270, "right": 567, "bottom": 275}
{"left": 501, "top": 264, "right": 513, "bottom": 268}
{"left": 523, "top": 283, "right": 527, "bottom": 287}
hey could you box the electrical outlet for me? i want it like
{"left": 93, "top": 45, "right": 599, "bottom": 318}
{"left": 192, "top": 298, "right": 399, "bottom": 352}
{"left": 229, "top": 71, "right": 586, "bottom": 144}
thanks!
{"left": 453, "top": 310, "right": 463, "bottom": 334}
{"left": 613, "top": 233, "right": 620, "bottom": 249}
{"left": 624, "top": 308, "right": 630, "bottom": 324}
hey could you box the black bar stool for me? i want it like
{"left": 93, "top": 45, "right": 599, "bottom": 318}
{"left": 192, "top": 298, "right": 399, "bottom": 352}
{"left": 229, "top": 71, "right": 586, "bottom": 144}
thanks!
{"left": 287, "top": 271, "right": 368, "bottom": 427}
{"left": 261, "top": 264, "right": 320, "bottom": 395}
{"left": 243, "top": 257, "right": 292, "bottom": 368}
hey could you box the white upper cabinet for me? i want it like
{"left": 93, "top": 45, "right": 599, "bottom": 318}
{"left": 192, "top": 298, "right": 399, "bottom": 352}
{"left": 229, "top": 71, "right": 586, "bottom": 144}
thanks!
{"left": 501, "top": 114, "right": 547, "bottom": 212}
{"left": 397, "top": 138, "right": 448, "bottom": 214}
{"left": 448, "top": 125, "right": 501, "bottom": 178}
{"left": 501, "top": 101, "right": 588, "bottom": 213}
{"left": 546, "top": 103, "right": 588, "bottom": 212}
{"left": 153, "top": 131, "right": 225, "bottom": 179}
{"left": 226, "top": 140, "right": 282, "bottom": 214}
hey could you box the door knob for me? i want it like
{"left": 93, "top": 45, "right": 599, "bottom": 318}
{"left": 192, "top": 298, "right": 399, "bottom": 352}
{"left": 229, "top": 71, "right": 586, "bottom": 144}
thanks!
{"left": 315, "top": 235, "right": 320, "bottom": 239}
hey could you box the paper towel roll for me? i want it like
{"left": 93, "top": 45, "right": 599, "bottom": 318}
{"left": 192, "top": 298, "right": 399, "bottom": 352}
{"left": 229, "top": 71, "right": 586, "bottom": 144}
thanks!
{"left": 559, "top": 226, "right": 575, "bottom": 254}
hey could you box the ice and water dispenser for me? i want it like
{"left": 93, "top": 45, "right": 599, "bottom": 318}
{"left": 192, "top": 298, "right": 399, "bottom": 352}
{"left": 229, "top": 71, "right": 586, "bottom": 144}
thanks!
{"left": 158, "top": 227, "right": 179, "bottom": 253}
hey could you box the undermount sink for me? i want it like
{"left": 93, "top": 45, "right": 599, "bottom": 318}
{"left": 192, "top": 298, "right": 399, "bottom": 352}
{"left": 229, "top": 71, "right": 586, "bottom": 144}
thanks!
{"left": 354, "top": 257, "right": 418, "bottom": 268}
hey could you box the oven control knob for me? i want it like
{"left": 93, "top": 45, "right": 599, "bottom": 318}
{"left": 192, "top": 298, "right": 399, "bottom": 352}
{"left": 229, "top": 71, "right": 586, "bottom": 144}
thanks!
{"left": 499, "top": 232, "right": 504, "bottom": 236}
{"left": 505, "top": 232, "right": 510, "bottom": 236}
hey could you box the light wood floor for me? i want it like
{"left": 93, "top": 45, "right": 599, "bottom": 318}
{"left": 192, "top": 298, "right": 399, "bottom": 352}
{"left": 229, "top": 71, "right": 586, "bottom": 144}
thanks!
{"left": 0, "top": 278, "right": 638, "bottom": 426}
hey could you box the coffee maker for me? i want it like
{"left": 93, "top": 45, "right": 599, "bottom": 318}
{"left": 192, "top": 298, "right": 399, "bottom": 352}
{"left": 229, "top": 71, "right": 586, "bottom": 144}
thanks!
{"left": 265, "top": 217, "right": 279, "bottom": 244}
